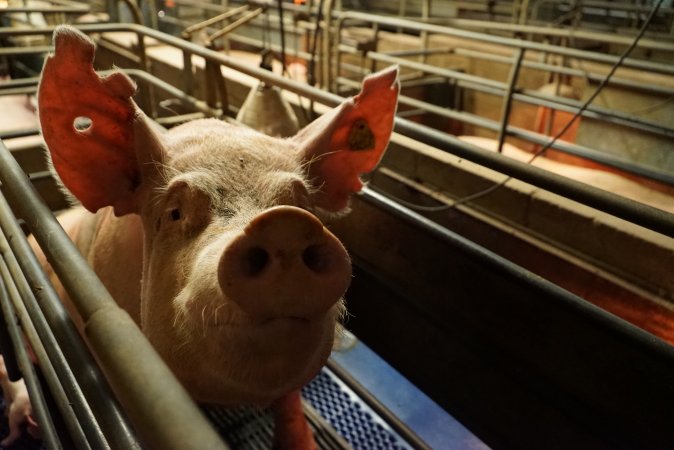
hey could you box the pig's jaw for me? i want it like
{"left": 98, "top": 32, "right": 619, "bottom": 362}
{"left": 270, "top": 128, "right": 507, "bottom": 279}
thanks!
{"left": 140, "top": 231, "right": 345, "bottom": 405}
{"left": 146, "top": 298, "right": 343, "bottom": 406}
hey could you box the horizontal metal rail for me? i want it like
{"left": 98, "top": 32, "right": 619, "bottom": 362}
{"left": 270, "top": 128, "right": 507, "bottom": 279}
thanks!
{"left": 363, "top": 50, "right": 674, "bottom": 139}
{"left": 335, "top": 11, "right": 674, "bottom": 77}
{"left": 393, "top": 117, "right": 674, "bottom": 238}
{"left": 451, "top": 47, "right": 674, "bottom": 97}
{"left": 431, "top": 17, "right": 674, "bottom": 52}
{"left": 337, "top": 74, "right": 674, "bottom": 186}
{"left": 0, "top": 139, "right": 229, "bottom": 450}
{"left": 0, "top": 5, "right": 89, "bottom": 14}
{"left": 1, "top": 23, "right": 673, "bottom": 239}
{"left": 360, "top": 186, "right": 674, "bottom": 357}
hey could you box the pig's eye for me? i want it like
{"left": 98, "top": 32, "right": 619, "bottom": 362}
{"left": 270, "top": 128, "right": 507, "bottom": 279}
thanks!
{"left": 170, "top": 208, "right": 182, "bottom": 221}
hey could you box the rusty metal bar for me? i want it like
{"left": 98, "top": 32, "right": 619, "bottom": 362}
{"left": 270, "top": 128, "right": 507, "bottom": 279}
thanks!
{"left": 0, "top": 139, "right": 229, "bottom": 450}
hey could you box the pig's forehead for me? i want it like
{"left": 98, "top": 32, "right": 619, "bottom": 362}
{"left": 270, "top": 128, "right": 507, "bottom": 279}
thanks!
{"left": 165, "top": 119, "right": 298, "bottom": 163}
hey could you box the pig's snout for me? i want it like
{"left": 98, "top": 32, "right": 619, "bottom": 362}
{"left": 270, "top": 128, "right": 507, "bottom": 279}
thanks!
{"left": 218, "top": 206, "right": 351, "bottom": 319}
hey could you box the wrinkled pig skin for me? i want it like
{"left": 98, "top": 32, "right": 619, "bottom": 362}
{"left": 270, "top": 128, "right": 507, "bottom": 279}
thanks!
{"left": 0, "top": 26, "right": 399, "bottom": 447}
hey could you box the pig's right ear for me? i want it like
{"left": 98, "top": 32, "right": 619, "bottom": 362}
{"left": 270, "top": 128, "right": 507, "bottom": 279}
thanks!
{"left": 38, "top": 26, "right": 165, "bottom": 216}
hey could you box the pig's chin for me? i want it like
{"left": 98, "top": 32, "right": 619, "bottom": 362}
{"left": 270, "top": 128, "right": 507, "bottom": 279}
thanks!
{"left": 158, "top": 302, "right": 342, "bottom": 407}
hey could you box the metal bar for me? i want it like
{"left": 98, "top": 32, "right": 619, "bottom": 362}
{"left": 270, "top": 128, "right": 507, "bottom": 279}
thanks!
{"left": 0, "top": 6, "right": 88, "bottom": 14}
{"left": 0, "top": 128, "right": 40, "bottom": 140}
{"left": 431, "top": 17, "right": 674, "bottom": 53}
{"left": 207, "top": 8, "right": 263, "bottom": 44}
{"left": 0, "top": 138, "right": 229, "bottom": 448}
{"left": 497, "top": 48, "right": 525, "bottom": 153}
{"left": 363, "top": 49, "right": 674, "bottom": 140}
{"left": 0, "top": 293, "right": 20, "bottom": 381}
{"left": 452, "top": 47, "right": 674, "bottom": 97}
{"left": 0, "top": 265, "right": 62, "bottom": 450}
{"left": 336, "top": 11, "right": 674, "bottom": 76}
{"left": 122, "top": 69, "right": 220, "bottom": 116}
{"left": 392, "top": 117, "right": 674, "bottom": 238}
{"left": 326, "top": 361, "right": 433, "bottom": 450}
{"left": 0, "top": 46, "right": 53, "bottom": 57}
{"left": 0, "top": 174, "right": 138, "bottom": 450}
{"left": 0, "top": 247, "right": 94, "bottom": 450}
{"left": 182, "top": 4, "right": 250, "bottom": 37}
{"left": 360, "top": 186, "right": 674, "bottom": 357}
{"left": 340, "top": 75, "right": 674, "bottom": 185}
{"left": 2, "top": 23, "right": 673, "bottom": 236}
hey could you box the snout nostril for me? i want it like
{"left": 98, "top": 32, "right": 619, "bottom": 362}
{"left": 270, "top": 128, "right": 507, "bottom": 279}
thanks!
{"left": 302, "top": 244, "right": 332, "bottom": 274}
{"left": 242, "top": 247, "right": 269, "bottom": 277}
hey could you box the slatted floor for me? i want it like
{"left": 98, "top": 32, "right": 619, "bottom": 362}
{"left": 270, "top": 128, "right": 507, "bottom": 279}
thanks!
{"left": 205, "top": 368, "right": 414, "bottom": 450}
{"left": 1, "top": 367, "right": 415, "bottom": 450}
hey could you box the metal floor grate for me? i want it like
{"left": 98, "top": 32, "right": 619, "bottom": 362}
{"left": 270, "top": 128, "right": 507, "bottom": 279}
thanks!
{"left": 1, "top": 367, "right": 415, "bottom": 449}
{"left": 205, "top": 367, "right": 414, "bottom": 450}
{"left": 301, "top": 369, "right": 414, "bottom": 450}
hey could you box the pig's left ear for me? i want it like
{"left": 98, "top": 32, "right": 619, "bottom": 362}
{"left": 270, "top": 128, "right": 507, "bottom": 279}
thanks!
{"left": 294, "top": 66, "right": 399, "bottom": 212}
{"left": 38, "top": 26, "right": 164, "bottom": 216}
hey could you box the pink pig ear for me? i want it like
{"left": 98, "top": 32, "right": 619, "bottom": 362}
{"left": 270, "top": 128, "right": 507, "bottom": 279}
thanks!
{"left": 295, "top": 66, "right": 399, "bottom": 212}
{"left": 38, "top": 26, "right": 162, "bottom": 216}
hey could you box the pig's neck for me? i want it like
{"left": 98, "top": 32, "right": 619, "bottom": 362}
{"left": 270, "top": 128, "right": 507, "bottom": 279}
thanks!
{"left": 82, "top": 207, "right": 144, "bottom": 326}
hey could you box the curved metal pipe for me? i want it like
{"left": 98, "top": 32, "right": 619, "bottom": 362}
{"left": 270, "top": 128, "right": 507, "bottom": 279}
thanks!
{"left": 0, "top": 139, "right": 228, "bottom": 450}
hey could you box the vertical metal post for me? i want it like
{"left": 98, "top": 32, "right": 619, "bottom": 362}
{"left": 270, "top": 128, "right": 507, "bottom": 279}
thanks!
{"left": 496, "top": 48, "right": 525, "bottom": 153}
{"left": 136, "top": 31, "right": 157, "bottom": 119}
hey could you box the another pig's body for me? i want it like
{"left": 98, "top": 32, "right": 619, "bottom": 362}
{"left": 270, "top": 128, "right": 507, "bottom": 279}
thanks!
{"left": 5, "top": 26, "right": 398, "bottom": 447}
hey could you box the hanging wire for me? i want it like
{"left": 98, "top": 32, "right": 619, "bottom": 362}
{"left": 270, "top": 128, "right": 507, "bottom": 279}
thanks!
{"left": 390, "top": 0, "right": 666, "bottom": 213}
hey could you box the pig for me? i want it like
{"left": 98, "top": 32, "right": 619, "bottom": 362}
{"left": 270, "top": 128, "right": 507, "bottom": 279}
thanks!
{"left": 0, "top": 26, "right": 399, "bottom": 448}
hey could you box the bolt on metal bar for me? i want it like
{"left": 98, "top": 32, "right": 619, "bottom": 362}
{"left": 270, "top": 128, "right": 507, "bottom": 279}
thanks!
{"left": 0, "top": 271, "right": 62, "bottom": 450}
{"left": 0, "top": 177, "right": 136, "bottom": 449}
{"left": 0, "top": 137, "right": 229, "bottom": 448}
{"left": 0, "top": 247, "right": 95, "bottom": 450}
